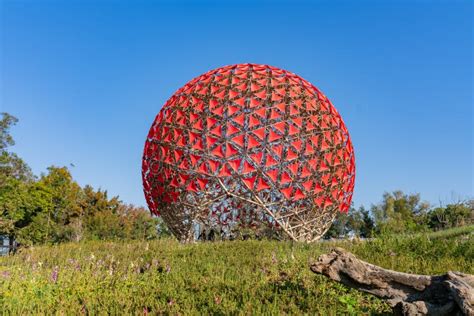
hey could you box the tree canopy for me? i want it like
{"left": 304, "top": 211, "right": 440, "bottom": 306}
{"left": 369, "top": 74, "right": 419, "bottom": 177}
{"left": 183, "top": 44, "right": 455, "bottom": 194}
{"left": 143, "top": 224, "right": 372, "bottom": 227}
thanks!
{"left": 0, "top": 113, "right": 169, "bottom": 246}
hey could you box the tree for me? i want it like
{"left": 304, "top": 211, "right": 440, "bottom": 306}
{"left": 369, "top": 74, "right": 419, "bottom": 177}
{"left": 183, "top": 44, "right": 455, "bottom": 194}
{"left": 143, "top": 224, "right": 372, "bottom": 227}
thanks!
{"left": 0, "top": 112, "right": 166, "bottom": 246}
{"left": 0, "top": 177, "right": 29, "bottom": 236}
{"left": 37, "top": 166, "right": 83, "bottom": 242}
{"left": 0, "top": 113, "right": 17, "bottom": 150}
{"left": 0, "top": 113, "right": 37, "bottom": 246}
{"left": 324, "top": 210, "right": 350, "bottom": 238}
{"left": 358, "top": 207, "right": 375, "bottom": 238}
{"left": 0, "top": 175, "right": 55, "bottom": 245}
{"left": 346, "top": 206, "right": 375, "bottom": 238}
{"left": 428, "top": 202, "right": 473, "bottom": 230}
{"left": 371, "top": 191, "right": 430, "bottom": 234}
{"left": 0, "top": 113, "right": 33, "bottom": 183}
{"left": 324, "top": 206, "right": 376, "bottom": 239}
{"left": 118, "top": 204, "right": 163, "bottom": 240}
{"left": 84, "top": 209, "right": 124, "bottom": 240}
{"left": 81, "top": 185, "right": 127, "bottom": 240}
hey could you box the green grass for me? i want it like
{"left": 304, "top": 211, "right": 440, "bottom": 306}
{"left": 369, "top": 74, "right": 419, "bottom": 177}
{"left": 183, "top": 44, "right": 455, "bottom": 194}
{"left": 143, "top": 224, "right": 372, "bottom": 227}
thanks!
{"left": 423, "top": 224, "right": 474, "bottom": 239}
{"left": 0, "top": 229, "right": 472, "bottom": 315}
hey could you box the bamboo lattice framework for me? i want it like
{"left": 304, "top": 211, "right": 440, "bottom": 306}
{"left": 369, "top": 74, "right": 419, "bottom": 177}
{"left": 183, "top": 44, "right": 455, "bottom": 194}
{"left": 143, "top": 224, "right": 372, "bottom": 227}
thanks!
{"left": 142, "top": 64, "right": 355, "bottom": 242}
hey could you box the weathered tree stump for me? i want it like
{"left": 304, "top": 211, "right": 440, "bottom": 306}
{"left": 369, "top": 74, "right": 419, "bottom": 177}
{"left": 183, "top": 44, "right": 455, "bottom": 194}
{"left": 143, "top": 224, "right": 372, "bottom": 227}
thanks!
{"left": 310, "top": 248, "right": 473, "bottom": 315}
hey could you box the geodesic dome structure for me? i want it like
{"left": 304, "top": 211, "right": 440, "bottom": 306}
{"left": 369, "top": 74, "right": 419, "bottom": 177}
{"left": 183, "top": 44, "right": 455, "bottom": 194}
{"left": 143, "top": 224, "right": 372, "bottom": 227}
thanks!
{"left": 142, "top": 64, "right": 355, "bottom": 242}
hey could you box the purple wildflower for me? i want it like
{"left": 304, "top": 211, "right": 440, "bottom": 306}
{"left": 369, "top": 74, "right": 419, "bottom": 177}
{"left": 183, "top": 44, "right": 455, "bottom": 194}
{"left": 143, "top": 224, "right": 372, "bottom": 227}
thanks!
{"left": 51, "top": 266, "right": 59, "bottom": 283}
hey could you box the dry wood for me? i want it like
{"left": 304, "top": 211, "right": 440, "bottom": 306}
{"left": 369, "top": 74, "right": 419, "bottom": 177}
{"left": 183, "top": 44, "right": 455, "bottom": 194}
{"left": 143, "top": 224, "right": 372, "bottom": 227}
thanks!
{"left": 310, "top": 248, "right": 473, "bottom": 316}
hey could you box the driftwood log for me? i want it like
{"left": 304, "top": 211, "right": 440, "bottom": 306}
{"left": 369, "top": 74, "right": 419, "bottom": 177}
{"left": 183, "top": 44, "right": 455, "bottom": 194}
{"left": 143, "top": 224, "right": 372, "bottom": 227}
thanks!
{"left": 310, "top": 248, "right": 474, "bottom": 316}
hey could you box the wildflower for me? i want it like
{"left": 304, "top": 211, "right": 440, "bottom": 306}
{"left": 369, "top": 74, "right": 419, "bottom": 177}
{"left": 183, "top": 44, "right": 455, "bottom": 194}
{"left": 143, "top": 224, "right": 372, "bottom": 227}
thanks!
{"left": 271, "top": 252, "right": 278, "bottom": 264}
{"left": 51, "top": 266, "right": 59, "bottom": 283}
{"left": 108, "top": 263, "right": 115, "bottom": 276}
{"left": 1, "top": 271, "right": 11, "bottom": 279}
{"left": 165, "top": 264, "right": 171, "bottom": 274}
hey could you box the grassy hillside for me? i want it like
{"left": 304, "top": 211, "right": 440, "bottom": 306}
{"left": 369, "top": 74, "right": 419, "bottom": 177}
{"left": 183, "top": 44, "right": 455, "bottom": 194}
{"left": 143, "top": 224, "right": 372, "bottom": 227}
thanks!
{"left": 1, "top": 228, "right": 473, "bottom": 315}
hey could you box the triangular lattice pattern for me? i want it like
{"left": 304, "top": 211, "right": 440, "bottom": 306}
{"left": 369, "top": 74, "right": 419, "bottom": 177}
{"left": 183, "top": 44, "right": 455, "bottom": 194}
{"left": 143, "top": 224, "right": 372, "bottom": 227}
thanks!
{"left": 142, "top": 64, "right": 355, "bottom": 242}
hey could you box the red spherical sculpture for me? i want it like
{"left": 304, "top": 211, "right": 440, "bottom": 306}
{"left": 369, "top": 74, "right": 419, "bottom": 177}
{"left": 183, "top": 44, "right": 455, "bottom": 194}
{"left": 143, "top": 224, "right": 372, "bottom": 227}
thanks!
{"left": 142, "top": 64, "right": 355, "bottom": 242}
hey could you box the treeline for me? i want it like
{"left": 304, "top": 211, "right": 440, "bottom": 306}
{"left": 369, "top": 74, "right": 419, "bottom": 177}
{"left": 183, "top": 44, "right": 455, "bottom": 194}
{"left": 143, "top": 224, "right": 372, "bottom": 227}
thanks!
{"left": 0, "top": 113, "right": 169, "bottom": 246}
{"left": 324, "top": 191, "right": 473, "bottom": 239}
{"left": 1, "top": 113, "right": 473, "bottom": 245}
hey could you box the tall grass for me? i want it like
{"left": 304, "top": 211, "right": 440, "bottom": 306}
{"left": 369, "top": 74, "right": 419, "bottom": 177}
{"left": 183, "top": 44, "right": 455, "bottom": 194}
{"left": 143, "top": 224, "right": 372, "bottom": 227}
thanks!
{"left": 0, "top": 230, "right": 472, "bottom": 315}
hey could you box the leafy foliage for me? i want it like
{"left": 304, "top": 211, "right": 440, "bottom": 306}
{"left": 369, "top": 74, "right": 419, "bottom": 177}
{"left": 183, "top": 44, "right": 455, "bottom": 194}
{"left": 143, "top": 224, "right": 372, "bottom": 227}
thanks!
{"left": 371, "top": 191, "right": 430, "bottom": 234}
{"left": 325, "top": 192, "right": 472, "bottom": 239}
{"left": 0, "top": 113, "right": 33, "bottom": 182}
{"left": 324, "top": 206, "right": 375, "bottom": 239}
{"left": 428, "top": 203, "right": 473, "bottom": 230}
{"left": 0, "top": 113, "right": 167, "bottom": 245}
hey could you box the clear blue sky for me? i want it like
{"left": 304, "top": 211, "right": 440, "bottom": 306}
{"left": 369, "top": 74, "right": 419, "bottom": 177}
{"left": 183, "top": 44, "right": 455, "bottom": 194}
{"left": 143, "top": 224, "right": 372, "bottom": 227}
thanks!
{"left": 1, "top": 0, "right": 472, "bottom": 208}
